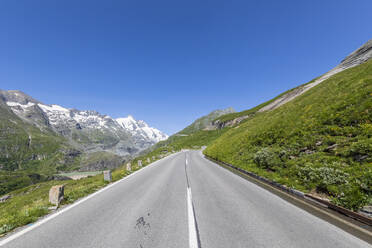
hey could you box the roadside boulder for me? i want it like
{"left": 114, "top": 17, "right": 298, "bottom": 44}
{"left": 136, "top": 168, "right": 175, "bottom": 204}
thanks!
{"left": 0, "top": 194, "right": 11, "bottom": 203}
{"left": 104, "top": 170, "right": 112, "bottom": 182}
{"left": 49, "top": 185, "right": 64, "bottom": 206}
{"left": 126, "top": 163, "right": 131, "bottom": 171}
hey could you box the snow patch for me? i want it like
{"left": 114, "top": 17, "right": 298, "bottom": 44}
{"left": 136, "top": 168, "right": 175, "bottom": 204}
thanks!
{"left": 6, "top": 101, "right": 35, "bottom": 108}
{"left": 116, "top": 116, "right": 168, "bottom": 143}
{"left": 38, "top": 104, "right": 69, "bottom": 113}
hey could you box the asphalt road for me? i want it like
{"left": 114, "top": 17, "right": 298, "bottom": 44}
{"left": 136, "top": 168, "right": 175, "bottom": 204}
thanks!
{"left": 1, "top": 150, "right": 370, "bottom": 248}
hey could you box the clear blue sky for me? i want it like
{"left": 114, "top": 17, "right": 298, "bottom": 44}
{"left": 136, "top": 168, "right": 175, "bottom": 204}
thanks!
{"left": 1, "top": 0, "right": 371, "bottom": 134}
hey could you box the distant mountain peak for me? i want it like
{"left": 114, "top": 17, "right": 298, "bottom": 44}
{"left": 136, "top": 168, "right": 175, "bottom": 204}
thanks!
{"left": 0, "top": 90, "right": 168, "bottom": 157}
{"left": 126, "top": 115, "right": 135, "bottom": 120}
{"left": 116, "top": 116, "right": 168, "bottom": 144}
{"left": 0, "top": 89, "right": 40, "bottom": 105}
{"left": 212, "top": 107, "right": 236, "bottom": 115}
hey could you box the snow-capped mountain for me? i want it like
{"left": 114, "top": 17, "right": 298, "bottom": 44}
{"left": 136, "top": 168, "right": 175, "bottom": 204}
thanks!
{"left": 0, "top": 90, "right": 168, "bottom": 157}
{"left": 116, "top": 115, "right": 168, "bottom": 148}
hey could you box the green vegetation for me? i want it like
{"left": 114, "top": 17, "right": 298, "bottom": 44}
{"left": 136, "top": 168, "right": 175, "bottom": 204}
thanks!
{"left": 0, "top": 141, "right": 180, "bottom": 236}
{"left": 178, "top": 108, "right": 234, "bottom": 135}
{"left": 130, "top": 129, "right": 228, "bottom": 170}
{"left": 139, "top": 129, "right": 230, "bottom": 166}
{"left": 0, "top": 110, "right": 124, "bottom": 195}
{"left": 136, "top": 109, "right": 234, "bottom": 165}
{"left": 158, "top": 129, "right": 229, "bottom": 150}
{"left": 0, "top": 50, "right": 370, "bottom": 238}
{"left": 0, "top": 107, "right": 79, "bottom": 195}
{"left": 213, "top": 77, "right": 319, "bottom": 124}
{"left": 0, "top": 161, "right": 137, "bottom": 235}
{"left": 205, "top": 60, "right": 372, "bottom": 211}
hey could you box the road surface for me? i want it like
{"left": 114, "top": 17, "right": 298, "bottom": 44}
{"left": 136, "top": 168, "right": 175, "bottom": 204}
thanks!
{"left": 1, "top": 150, "right": 370, "bottom": 247}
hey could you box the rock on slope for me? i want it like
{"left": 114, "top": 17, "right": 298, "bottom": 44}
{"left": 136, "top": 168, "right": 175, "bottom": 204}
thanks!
{"left": 258, "top": 39, "right": 372, "bottom": 112}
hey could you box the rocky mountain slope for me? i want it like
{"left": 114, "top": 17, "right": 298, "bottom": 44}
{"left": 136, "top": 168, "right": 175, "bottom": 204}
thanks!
{"left": 177, "top": 107, "right": 235, "bottom": 135}
{"left": 0, "top": 90, "right": 167, "bottom": 194}
{"left": 1, "top": 90, "right": 167, "bottom": 156}
{"left": 116, "top": 115, "right": 168, "bottom": 150}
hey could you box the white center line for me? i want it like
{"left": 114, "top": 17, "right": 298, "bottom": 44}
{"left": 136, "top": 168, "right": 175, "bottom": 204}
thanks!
{"left": 187, "top": 187, "right": 199, "bottom": 248}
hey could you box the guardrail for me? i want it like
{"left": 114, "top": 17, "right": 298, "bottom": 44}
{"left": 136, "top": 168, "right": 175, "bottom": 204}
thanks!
{"left": 204, "top": 155, "right": 372, "bottom": 226}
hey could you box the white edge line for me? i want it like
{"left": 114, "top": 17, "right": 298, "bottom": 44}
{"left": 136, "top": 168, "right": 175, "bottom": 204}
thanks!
{"left": 0, "top": 152, "right": 180, "bottom": 247}
{"left": 187, "top": 187, "right": 199, "bottom": 248}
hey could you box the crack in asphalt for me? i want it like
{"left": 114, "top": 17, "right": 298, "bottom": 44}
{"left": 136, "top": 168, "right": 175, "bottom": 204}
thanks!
{"left": 135, "top": 214, "right": 152, "bottom": 248}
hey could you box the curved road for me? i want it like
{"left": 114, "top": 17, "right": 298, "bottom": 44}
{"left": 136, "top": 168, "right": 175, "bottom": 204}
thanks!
{"left": 1, "top": 151, "right": 370, "bottom": 247}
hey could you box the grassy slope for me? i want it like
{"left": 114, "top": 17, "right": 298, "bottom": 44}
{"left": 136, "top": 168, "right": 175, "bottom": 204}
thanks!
{"left": 158, "top": 129, "right": 229, "bottom": 150}
{"left": 0, "top": 102, "right": 127, "bottom": 195}
{"left": 0, "top": 161, "right": 134, "bottom": 235}
{"left": 134, "top": 129, "right": 230, "bottom": 169}
{"left": 214, "top": 77, "right": 319, "bottom": 124}
{"left": 0, "top": 146, "right": 177, "bottom": 235}
{"left": 0, "top": 102, "right": 79, "bottom": 195}
{"left": 141, "top": 108, "right": 235, "bottom": 161}
{"left": 205, "top": 60, "right": 372, "bottom": 210}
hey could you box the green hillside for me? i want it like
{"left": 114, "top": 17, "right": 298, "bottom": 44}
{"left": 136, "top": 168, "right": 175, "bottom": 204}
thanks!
{"left": 178, "top": 107, "right": 235, "bottom": 135}
{"left": 205, "top": 59, "right": 372, "bottom": 210}
{"left": 0, "top": 100, "right": 77, "bottom": 195}
{"left": 145, "top": 108, "right": 235, "bottom": 157}
{"left": 212, "top": 77, "right": 319, "bottom": 125}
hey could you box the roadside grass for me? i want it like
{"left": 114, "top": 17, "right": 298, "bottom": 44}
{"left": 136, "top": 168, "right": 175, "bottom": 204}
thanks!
{"left": 149, "top": 128, "right": 230, "bottom": 153}
{"left": 0, "top": 161, "right": 143, "bottom": 236}
{"left": 205, "top": 59, "right": 372, "bottom": 211}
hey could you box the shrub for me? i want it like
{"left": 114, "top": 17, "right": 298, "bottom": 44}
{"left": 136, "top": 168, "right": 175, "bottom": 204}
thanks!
{"left": 253, "top": 147, "right": 287, "bottom": 170}
{"left": 358, "top": 168, "right": 372, "bottom": 194}
{"left": 331, "top": 186, "right": 369, "bottom": 211}
{"left": 297, "top": 163, "right": 349, "bottom": 192}
{"left": 348, "top": 138, "right": 372, "bottom": 162}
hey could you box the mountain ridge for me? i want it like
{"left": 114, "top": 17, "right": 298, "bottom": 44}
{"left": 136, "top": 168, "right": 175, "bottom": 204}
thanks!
{"left": 0, "top": 90, "right": 168, "bottom": 194}
{"left": 258, "top": 39, "right": 372, "bottom": 112}
{"left": 176, "top": 107, "right": 235, "bottom": 135}
{"left": 1, "top": 90, "right": 168, "bottom": 157}
{"left": 210, "top": 39, "right": 372, "bottom": 128}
